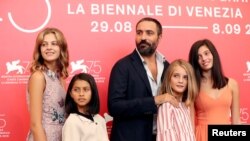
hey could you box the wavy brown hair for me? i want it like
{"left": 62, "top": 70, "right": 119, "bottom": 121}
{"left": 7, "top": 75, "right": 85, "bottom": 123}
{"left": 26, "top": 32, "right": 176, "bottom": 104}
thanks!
{"left": 30, "top": 27, "right": 69, "bottom": 78}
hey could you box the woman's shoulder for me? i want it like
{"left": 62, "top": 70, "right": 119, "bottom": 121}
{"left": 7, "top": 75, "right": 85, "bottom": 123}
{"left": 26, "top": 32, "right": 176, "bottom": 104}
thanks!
{"left": 28, "top": 70, "right": 45, "bottom": 84}
{"left": 30, "top": 70, "right": 44, "bottom": 77}
{"left": 67, "top": 113, "right": 79, "bottom": 119}
{"left": 227, "top": 77, "right": 240, "bottom": 94}
{"left": 228, "top": 77, "right": 239, "bottom": 88}
{"left": 159, "top": 102, "right": 175, "bottom": 111}
{"left": 64, "top": 113, "right": 80, "bottom": 124}
{"left": 63, "top": 114, "right": 82, "bottom": 130}
{"left": 30, "top": 70, "right": 45, "bottom": 79}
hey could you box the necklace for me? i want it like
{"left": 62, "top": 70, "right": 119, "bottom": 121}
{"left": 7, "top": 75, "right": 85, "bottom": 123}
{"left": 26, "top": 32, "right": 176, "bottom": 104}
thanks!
{"left": 46, "top": 69, "right": 59, "bottom": 80}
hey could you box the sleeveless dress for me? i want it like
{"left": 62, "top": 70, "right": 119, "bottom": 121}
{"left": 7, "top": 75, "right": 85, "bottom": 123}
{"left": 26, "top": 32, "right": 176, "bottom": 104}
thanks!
{"left": 157, "top": 102, "right": 196, "bottom": 141}
{"left": 195, "top": 85, "right": 232, "bottom": 141}
{"left": 26, "top": 71, "right": 66, "bottom": 141}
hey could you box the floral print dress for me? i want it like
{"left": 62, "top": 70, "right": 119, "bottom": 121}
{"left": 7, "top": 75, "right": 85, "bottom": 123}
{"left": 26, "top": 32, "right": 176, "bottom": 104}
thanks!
{"left": 26, "top": 70, "right": 66, "bottom": 141}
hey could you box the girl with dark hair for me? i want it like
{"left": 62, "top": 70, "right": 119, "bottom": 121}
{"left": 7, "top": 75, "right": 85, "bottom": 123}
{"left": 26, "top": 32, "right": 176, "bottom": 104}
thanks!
{"left": 188, "top": 39, "right": 241, "bottom": 141}
{"left": 62, "top": 73, "right": 109, "bottom": 141}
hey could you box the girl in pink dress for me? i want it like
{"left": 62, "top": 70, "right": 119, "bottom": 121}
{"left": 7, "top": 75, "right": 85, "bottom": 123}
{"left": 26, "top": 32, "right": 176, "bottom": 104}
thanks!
{"left": 188, "top": 39, "right": 241, "bottom": 141}
{"left": 157, "top": 59, "right": 198, "bottom": 141}
{"left": 26, "top": 27, "right": 69, "bottom": 141}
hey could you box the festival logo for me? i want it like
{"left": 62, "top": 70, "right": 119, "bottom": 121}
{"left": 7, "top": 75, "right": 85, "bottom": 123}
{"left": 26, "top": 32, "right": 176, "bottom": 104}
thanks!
{"left": 243, "top": 61, "right": 250, "bottom": 82}
{"left": 70, "top": 59, "right": 88, "bottom": 73}
{"left": 240, "top": 108, "right": 249, "bottom": 124}
{"left": 1, "top": 59, "right": 30, "bottom": 84}
{"left": 69, "top": 59, "right": 105, "bottom": 83}
{"left": 0, "top": 114, "right": 10, "bottom": 138}
{"left": 6, "top": 60, "right": 25, "bottom": 74}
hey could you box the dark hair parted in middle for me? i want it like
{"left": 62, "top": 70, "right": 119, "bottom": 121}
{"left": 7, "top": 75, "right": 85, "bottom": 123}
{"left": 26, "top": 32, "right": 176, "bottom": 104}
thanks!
{"left": 65, "top": 73, "right": 100, "bottom": 116}
{"left": 188, "top": 39, "right": 228, "bottom": 89}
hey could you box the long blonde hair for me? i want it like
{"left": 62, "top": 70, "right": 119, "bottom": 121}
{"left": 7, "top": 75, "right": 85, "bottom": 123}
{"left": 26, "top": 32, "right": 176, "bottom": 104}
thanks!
{"left": 161, "top": 59, "right": 198, "bottom": 106}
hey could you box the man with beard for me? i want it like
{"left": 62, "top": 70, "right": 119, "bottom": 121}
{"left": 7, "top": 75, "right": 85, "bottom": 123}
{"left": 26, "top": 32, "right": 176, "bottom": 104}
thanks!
{"left": 108, "top": 17, "right": 179, "bottom": 141}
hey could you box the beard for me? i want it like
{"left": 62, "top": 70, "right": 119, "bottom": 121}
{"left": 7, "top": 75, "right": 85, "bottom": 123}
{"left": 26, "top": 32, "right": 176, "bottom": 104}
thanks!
{"left": 136, "top": 40, "right": 157, "bottom": 57}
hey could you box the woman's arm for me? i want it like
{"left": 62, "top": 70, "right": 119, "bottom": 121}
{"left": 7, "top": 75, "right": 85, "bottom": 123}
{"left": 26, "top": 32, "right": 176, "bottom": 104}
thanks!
{"left": 190, "top": 102, "right": 196, "bottom": 131}
{"left": 229, "top": 78, "right": 241, "bottom": 124}
{"left": 28, "top": 71, "right": 47, "bottom": 141}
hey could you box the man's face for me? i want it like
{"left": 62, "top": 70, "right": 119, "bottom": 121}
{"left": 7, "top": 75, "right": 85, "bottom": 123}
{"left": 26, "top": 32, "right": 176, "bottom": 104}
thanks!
{"left": 135, "top": 21, "right": 161, "bottom": 57}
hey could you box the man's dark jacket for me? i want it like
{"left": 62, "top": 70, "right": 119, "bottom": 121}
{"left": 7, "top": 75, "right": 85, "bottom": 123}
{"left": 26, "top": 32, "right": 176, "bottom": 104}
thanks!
{"left": 108, "top": 49, "right": 169, "bottom": 141}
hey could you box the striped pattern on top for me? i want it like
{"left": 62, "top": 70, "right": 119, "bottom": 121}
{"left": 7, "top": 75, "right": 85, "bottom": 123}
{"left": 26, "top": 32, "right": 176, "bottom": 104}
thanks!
{"left": 157, "top": 102, "right": 196, "bottom": 141}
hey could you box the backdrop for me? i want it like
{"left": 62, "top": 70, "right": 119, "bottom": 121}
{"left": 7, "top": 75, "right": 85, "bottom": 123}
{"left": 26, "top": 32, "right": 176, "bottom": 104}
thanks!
{"left": 0, "top": 0, "right": 249, "bottom": 140}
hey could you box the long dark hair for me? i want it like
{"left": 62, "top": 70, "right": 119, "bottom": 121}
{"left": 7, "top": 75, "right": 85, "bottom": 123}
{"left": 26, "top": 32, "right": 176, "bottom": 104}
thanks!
{"left": 188, "top": 39, "right": 228, "bottom": 89}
